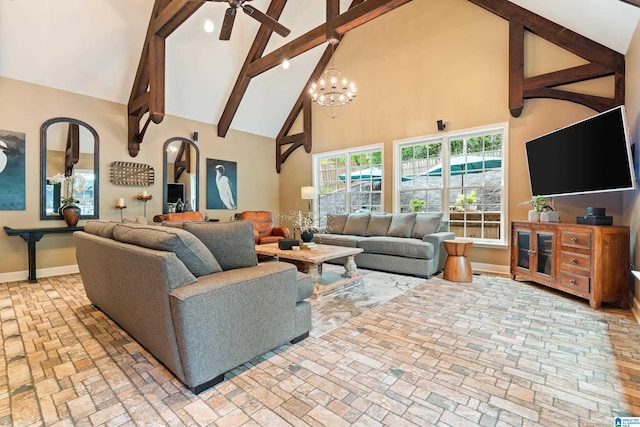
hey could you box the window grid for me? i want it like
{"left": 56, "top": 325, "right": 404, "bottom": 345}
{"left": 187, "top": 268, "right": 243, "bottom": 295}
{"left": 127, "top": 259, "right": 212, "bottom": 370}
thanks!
{"left": 314, "top": 146, "right": 383, "bottom": 227}
{"left": 396, "top": 126, "right": 506, "bottom": 245}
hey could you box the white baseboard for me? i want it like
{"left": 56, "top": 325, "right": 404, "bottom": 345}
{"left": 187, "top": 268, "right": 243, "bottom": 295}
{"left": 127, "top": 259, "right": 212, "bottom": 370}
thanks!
{"left": 0, "top": 265, "right": 79, "bottom": 283}
{"left": 471, "top": 262, "right": 510, "bottom": 276}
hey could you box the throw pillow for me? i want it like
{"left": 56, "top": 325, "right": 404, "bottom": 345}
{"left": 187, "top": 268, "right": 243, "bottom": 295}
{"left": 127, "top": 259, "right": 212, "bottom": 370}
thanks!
{"left": 365, "top": 214, "right": 392, "bottom": 236}
{"left": 325, "top": 213, "right": 349, "bottom": 234}
{"left": 386, "top": 213, "right": 416, "bottom": 238}
{"left": 184, "top": 221, "right": 258, "bottom": 271}
{"left": 113, "top": 224, "right": 222, "bottom": 277}
{"left": 83, "top": 220, "right": 118, "bottom": 239}
{"left": 342, "top": 213, "right": 370, "bottom": 236}
{"left": 412, "top": 213, "right": 443, "bottom": 239}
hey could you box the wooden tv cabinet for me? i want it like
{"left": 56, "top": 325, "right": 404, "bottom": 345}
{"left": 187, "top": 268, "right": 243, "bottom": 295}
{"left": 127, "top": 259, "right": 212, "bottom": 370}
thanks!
{"left": 510, "top": 221, "right": 630, "bottom": 309}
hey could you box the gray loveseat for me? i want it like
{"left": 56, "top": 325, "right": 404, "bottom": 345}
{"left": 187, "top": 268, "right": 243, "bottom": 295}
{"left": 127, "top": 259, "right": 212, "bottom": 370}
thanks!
{"left": 74, "top": 220, "right": 312, "bottom": 394}
{"left": 312, "top": 212, "right": 454, "bottom": 277}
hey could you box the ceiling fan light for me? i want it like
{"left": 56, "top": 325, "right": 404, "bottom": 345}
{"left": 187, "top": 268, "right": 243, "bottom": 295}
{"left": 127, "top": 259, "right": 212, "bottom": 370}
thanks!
{"left": 204, "top": 19, "right": 215, "bottom": 33}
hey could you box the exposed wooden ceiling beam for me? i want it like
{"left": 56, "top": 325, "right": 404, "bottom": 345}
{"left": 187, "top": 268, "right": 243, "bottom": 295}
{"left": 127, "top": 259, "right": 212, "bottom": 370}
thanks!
{"left": 469, "top": 0, "right": 624, "bottom": 117}
{"left": 127, "top": 0, "right": 204, "bottom": 156}
{"left": 467, "top": 0, "right": 624, "bottom": 73}
{"left": 219, "top": 0, "right": 407, "bottom": 138}
{"left": 620, "top": 0, "right": 640, "bottom": 7}
{"left": 217, "top": 0, "right": 288, "bottom": 138}
{"left": 275, "top": 0, "right": 366, "bottom": 173}
{"left": 326, "top": 0, "right": 340, "bottom": 40}
{"left": 246, "top": 0, "right": 411, "bottom": 79}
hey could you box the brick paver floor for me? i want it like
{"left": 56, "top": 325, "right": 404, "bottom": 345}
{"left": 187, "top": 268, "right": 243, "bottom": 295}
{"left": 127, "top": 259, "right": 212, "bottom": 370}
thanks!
{"left": 1, "top": 273, "right": 639, "bottom": 426}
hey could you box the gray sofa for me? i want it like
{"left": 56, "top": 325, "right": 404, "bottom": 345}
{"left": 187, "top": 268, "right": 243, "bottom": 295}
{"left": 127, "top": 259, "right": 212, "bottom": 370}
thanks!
{"left": 312, "top": 212, "right": 454, "bottom": 277}
{"left": 74, "top": 220, "right": 312, "bottom": 394}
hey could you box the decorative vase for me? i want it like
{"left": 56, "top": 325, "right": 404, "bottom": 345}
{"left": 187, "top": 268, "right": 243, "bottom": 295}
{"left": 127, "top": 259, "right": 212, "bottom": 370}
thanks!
{"left": 62, "top": 205, "right": 81, "bottom": 227}
{"left": 301, "top": 229, "right": 314, "bottom": 243}
{"left": 528, "top": 210, "right": 540, "bottom": 222}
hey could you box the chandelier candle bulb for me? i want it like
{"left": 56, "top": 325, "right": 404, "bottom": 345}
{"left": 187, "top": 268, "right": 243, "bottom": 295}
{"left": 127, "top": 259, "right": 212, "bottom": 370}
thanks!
{"left": 118, "top": 198, "right": 125, "bottom": 207}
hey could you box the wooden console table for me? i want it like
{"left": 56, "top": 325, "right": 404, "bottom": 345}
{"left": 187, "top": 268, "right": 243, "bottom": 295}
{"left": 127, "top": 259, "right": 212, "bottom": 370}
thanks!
{"left": 4, "top": 226, "right": 83, "bottom": 283}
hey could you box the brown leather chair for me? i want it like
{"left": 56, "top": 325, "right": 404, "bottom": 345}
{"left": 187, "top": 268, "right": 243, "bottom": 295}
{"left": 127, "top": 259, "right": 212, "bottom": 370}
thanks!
{"left": 234, "top": 211, "right": 290, "bottom": 244}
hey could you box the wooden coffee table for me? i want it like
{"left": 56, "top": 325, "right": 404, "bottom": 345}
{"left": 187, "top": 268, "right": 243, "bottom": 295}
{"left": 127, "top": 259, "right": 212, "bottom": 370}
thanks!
{"left": 255, "top": 243, "right": 363, "bottom": 298}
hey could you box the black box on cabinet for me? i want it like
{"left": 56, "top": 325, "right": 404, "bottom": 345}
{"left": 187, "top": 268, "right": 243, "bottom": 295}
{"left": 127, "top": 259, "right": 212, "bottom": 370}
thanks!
{"left": 576, "top": 215, "right": 613, "bottom": 225}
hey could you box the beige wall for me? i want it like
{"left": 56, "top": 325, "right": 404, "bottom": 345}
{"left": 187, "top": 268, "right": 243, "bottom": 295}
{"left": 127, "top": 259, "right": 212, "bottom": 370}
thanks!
{"left": 624, "top": 21, "right": 640, "bottom": 305}
{"left": 0, "top": 77, "right": 279, "bottom": 278}
{"left": 2, "top": 0, "right": 635, "bottom": 278}
{"left": 278, "top": 0, "right": 622, "bottom": 271}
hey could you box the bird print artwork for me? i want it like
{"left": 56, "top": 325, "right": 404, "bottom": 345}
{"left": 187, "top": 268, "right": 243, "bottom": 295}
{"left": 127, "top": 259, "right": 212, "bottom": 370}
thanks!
{"left": 215, "top": 165, "right": 236, "bottom": 209}
{"left": 0, "top": 140, "right": 8, "bottom": 174}
{"left": 0, "top": 130, "right": 26, "bottom": 210}
{"left": 206, "top": 159, "right": 237, "bottom": 210}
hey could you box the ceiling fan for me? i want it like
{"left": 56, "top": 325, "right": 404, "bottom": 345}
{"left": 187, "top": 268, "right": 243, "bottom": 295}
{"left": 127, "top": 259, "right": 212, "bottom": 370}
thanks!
{"left": 197, "top": 0, "right": 291, "bottom": 40}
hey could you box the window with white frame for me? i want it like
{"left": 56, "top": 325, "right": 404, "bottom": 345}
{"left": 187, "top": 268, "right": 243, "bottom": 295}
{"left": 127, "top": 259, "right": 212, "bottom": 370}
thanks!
{"left": 394, "top": 124, "right": 507, "bottom": 245}
{"left": 314, "top": 145, "right": 383, "bottom": 227}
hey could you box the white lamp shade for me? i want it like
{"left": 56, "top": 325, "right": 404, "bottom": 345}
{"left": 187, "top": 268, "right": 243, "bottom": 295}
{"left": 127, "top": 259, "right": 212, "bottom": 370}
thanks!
{"left": 301, "top": 186, "right": 317, "bottom": 200}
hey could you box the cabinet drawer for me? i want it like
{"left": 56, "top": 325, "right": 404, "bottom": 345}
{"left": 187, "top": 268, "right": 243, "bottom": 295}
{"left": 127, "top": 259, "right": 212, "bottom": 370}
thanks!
{"left": 559, "top": 271, "right": 590, "bottom": 294}
{"left": 560, "top": 251, "right": 591, "bottom": 272}
{"left": 560, "top": 231, "right": 591, "bottom": 249}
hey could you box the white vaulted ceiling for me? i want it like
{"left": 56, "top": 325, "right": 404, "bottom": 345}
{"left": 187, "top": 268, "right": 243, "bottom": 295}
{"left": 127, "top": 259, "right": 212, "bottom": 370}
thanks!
{"left": 1, "top": 0, "right": 639, "bottom": 138}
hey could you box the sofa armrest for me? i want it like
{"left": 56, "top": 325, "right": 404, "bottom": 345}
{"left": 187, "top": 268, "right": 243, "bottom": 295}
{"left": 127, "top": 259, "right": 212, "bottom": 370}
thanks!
{"left": 423, "top": 231, "right": 455, "bottom": 273}
{"left": 168, "top": 261, "right": 298, "bottom": 387}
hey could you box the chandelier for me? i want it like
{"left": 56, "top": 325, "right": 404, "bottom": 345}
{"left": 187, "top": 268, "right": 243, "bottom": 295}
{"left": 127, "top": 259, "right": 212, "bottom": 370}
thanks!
{"left": 309, "top": 38, "right": 357, "bottom": 119}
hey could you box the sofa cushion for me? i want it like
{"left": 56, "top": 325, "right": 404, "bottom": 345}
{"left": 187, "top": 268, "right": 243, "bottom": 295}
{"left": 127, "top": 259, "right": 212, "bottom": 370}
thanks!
{"left": 386, "top": 213, "right": 416, "bottom": 238}
{"left": 412, "top": 213, "right": 443, "bottom": 239}
{"left": 325, "top": 213, "right": 349, "bottom": 234}
{"left": 357, "top": 236, "right": 434, "bottom": 260}
{"left": 312, "top": 233, "right": 364, "bottom": 248}
{"left": 342, "top": 213, "right": 370, "bottom": 236}
{"left": 84, "top": 220, "right": 118, "bottom": 239}
{"left": 113, "top": 224, "right": 222, "bottom": 277}
{"left": 184, "top": 221, "right": 258, "bottom": 271}
{"left": 365, "top": 214, "right": 392, "bottom": 236}
{"left": 123, "top": 216, "right": 149, "bottom": 225}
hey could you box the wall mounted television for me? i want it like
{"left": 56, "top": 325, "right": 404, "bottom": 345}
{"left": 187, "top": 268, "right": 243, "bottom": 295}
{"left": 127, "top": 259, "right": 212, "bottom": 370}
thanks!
{"left": 525, "top": 105, "right": 636, "bottom": 198}
{"left": 167, "top": 183, "right": 185, "bottom": 203}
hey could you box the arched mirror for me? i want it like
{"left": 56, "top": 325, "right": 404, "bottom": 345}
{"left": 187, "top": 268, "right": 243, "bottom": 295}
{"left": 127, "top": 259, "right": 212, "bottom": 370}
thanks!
{"left": 163, "top": 137, "right": 199, "bottom": 213}
{"left": 40, "top": 117, "right": 99, "bottom": 220}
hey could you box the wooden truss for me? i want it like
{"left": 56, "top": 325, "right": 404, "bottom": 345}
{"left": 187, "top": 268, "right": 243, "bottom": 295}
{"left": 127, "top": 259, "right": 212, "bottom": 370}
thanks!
{"left": 128, "top": 0, "right": 628, "bottom": 171}
{"left": 468, "top": 0, "right": 625, "bottom": 117}
{"left": 127, "top": 0, "right": 413, "bottom": 158}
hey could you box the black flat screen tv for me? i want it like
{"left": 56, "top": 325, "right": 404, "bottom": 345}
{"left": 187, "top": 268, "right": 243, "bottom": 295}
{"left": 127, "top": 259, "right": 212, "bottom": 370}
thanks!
{"left": 167, "top": 183, "right": 185, "bottom": 203}
{"left": 525, "top": 105, "right": 636, "bottom": 198}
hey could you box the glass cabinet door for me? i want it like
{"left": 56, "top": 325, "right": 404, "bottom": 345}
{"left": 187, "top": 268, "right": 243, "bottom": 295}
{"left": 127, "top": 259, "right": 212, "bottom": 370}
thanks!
{"left": 516, "top": 230, "right": 531, "bottom": 270}
{"left": 536, "top": 232, "right": 554, "bottom": 276}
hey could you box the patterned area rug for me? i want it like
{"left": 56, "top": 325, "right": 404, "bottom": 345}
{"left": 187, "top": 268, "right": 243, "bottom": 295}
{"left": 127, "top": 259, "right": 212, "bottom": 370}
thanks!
{"left": 310, "top": 263, "right": 425, "bottom": 337}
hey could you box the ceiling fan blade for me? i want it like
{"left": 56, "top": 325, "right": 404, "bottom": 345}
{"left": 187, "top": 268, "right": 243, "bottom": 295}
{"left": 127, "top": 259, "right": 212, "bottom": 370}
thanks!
{"left": 241, "top": 4, "right": 291, "bottom": 38}
{"left": 219, "top": 7, "right": 236, "bottom": 40}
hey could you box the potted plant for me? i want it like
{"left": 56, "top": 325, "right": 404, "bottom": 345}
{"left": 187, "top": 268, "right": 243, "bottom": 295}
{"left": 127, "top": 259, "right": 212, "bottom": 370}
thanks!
{"left": 409, "top": 198, "right": 425, "bottom": 212}
{"left": 524, "top": 195, "right": 559, "bottom": 222}
{"left": 454, "top": 190, "right": 479, "bottom": 211}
